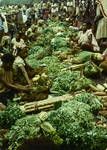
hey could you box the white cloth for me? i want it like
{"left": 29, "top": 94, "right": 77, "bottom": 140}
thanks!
{"left": 96, "top": 5, "right": 107, "bottom": 39}
{"left": 22, "top": 12, "right": 27, "bottom": 23}
{"left": 11, "top": 38, "right": 26, "bottom": 50}
{"left": 51, "top": 7, "right": 58, "bottom": 14}
{"left": 78, "top": 29, "right": 100, "bottom": 51}
{"left": 26, "top": 8, "right": 31, "bottom": 18}
{"left": 67, "top": 2, "right": 73, "bottom": 6}
{"left": 13, "top": 56, "right": 25, "bottom": 69}
{"left": 1, "top": 13, "right": 8, "bottom": 33}
{"left": 96, "top": 0, "right": 107, "bottom": 19}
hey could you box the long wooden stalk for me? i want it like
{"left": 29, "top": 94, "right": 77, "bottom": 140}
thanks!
{"left": 20, "top": 94, "right": 73, "bottom": 113}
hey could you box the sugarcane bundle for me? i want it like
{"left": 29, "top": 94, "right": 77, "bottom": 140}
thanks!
{"left": 20, "top": 94, "right": 73, "bottom": 113}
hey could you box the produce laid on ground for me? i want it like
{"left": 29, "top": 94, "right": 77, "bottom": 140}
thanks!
{"left": 0, "top": 20, "right": 107, "bottom": 150}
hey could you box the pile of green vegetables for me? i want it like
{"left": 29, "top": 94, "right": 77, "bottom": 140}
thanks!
{"left": 0, "top": 94, "right": 106, "bottom": 150}
{"left": 6, "top": 113, "right": 63, "bottom": 150}
{"left": 0, "top": 103, "right": 25, "bottom": 129}
{"left": 73, "top": 92, "right": 103, "bottom": 114}
{"left": 48, "top": 97, "right": 107, "bottom": 150}
{"left": 27, "top": 20, "right": 77, "bottom": 65}
{"left": 51, "top": 70, "right": 80, "bottom": 95}
{"left": 26, "top": 55, "right": 65, "bottom": 79}
{"left": 0, "top": 19, "right": 107, "bottom": 150}
{"left": 51, "top": 70, "right": 93, "bottom": 95}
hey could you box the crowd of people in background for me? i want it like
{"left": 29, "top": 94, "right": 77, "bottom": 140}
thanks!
{"left": 0, "top": 0, "right": 106, "bottom": 52}
{"left": 0, "top": 0, "right": 107, "bottom": 106}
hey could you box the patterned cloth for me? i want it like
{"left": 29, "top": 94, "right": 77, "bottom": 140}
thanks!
{"left": 96, "top": 3, "right": 107, "bottom": 40}
{"left": 96, "top": 0, "right": 107, "bottom": 19}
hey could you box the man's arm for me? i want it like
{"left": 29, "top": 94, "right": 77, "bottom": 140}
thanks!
{"left": 19, "top": 65, "right": 32, "bottom": 86}
{"left": 0, "top": 78, "right": 31, "bottom": 91}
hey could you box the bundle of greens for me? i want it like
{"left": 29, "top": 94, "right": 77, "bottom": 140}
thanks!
{"left": 48, "top": 100, "right": 107, "bottom": 150}
{"left": 70, "top": 76, "right": 93, "bottom": 92}
{"left": 51, "top": 71, "right": 87, "bottom": 95}
{"left": 51, "top": 36, "right": 69, "bottom": 51}
{"left": 28, "top": 45, "right": 44, "bottom": 55}
{"left": 0, "top": 103, "right": 25, "bottom": 129}
{"left": 48, "top": 100, "right": 93, "bottom": 145}
{"left": 87, "top": 126, "right": 107, "bottom": 150}
{"left": 72, "top": 51, "right": 92, "bottom": 64}
{"left": 83, "top": 61, "right": 101, "bottom": 77}
{"left": 25, "top": 54, "right": 40, "bottom": 68}
{"left": 7, "top": 113, "right": 63, "bottom": 150}
{"left": 39, "top": 56, "right": 65, "bottom": 79}
{"left": 73, "top": 92, "right": 103, "bottom": 114}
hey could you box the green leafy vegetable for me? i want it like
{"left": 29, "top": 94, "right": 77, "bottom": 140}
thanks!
{"left": 7, "top": 114, "right": 63, "bottom": 150}
{"left": 51, "top": 70, "right": 80, "bottom": 95}
{"left": 0, "top": 103, "right": 25, "bottom": 129}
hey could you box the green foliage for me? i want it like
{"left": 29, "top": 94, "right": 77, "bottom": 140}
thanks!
{"left": 70, "top": 76, "right": 93, "bottom": 92}
{"left": 51, "top": 71, "right": 92, "bottom": 95}
{"left": 7, "top": 114, "right": 63, "bottom": 150}
{"left": 48, "top": 101, "right": 94, "bottom": 144}
{"left": 51, "top": 71, "right": 80, "bottom": 95}
{"left": 26, "top": 55, "right": 65, "bottom": 78}
{"left": 48, "top": 100, "right": 107, "bottom": 150}
{"left": 84, "top": 61, "right": 101, "bottom": 77}
{"left": 73, "top": 92, "right": 103, "bottom": 114}
{"left": 39, "top": 56, "right": 65, "bottom": 79}
{"left": 25, "top": 53, "right": 39, "bottom": 68}
{"left": 85, "top": 126, "right": 107, "bottom": 150}
{"left": 51, "top": 36, "right": 69, "bottom": 50}
{"left": 7, "top": 115, "right": 41, "bottom": 150}
{"left": 0, "top": 104, "right": 25, "bottom": 129}
{"left": 76, "top": 51, "right": 92, "bottom": 63}
{"left": 28, "top": 46, "right": 44, "bottom": 55}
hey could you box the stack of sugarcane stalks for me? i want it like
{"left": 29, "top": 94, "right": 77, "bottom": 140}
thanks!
{"left": 19, "top": 87, "right": 107, "bottom": 118}
{"left": 20, "top": 94, "right": 73, "bottom": 113}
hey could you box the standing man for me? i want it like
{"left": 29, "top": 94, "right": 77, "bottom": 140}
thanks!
{"left": 95, "top": 0, "right": 107, "bottom": 48}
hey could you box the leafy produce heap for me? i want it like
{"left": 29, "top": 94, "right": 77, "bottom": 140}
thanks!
{"left": 0, "top": 20, "right": 107, "bottom": 150}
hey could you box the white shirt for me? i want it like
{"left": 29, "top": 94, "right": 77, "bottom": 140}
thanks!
{"left": 78, "top": 29, "right": 100, "bottom": 51}
{"left": 22, "top": 12, "right": 27, "bottom": 23}
{"left": 13, "top": 56, "right": 25, "bottom": 69}
{"left": 51, "top": 7, "right": 58, "bottom": 13}
{"left": 11, "top": 38, "right": 26, "bottom": 50}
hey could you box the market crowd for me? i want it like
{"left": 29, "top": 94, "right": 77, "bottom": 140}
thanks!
{"left": 0, "top": 0, "right": 107, "bottom": 107}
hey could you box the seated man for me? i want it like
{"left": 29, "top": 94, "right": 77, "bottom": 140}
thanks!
{"left": 13, "top": 48, "right": 32, "bottom": 86}
{"left": 77, "top": 23, "right": 100, "bottom": 52}
{"left": 0, "top": 53, "right": 31, "bottom": 105}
